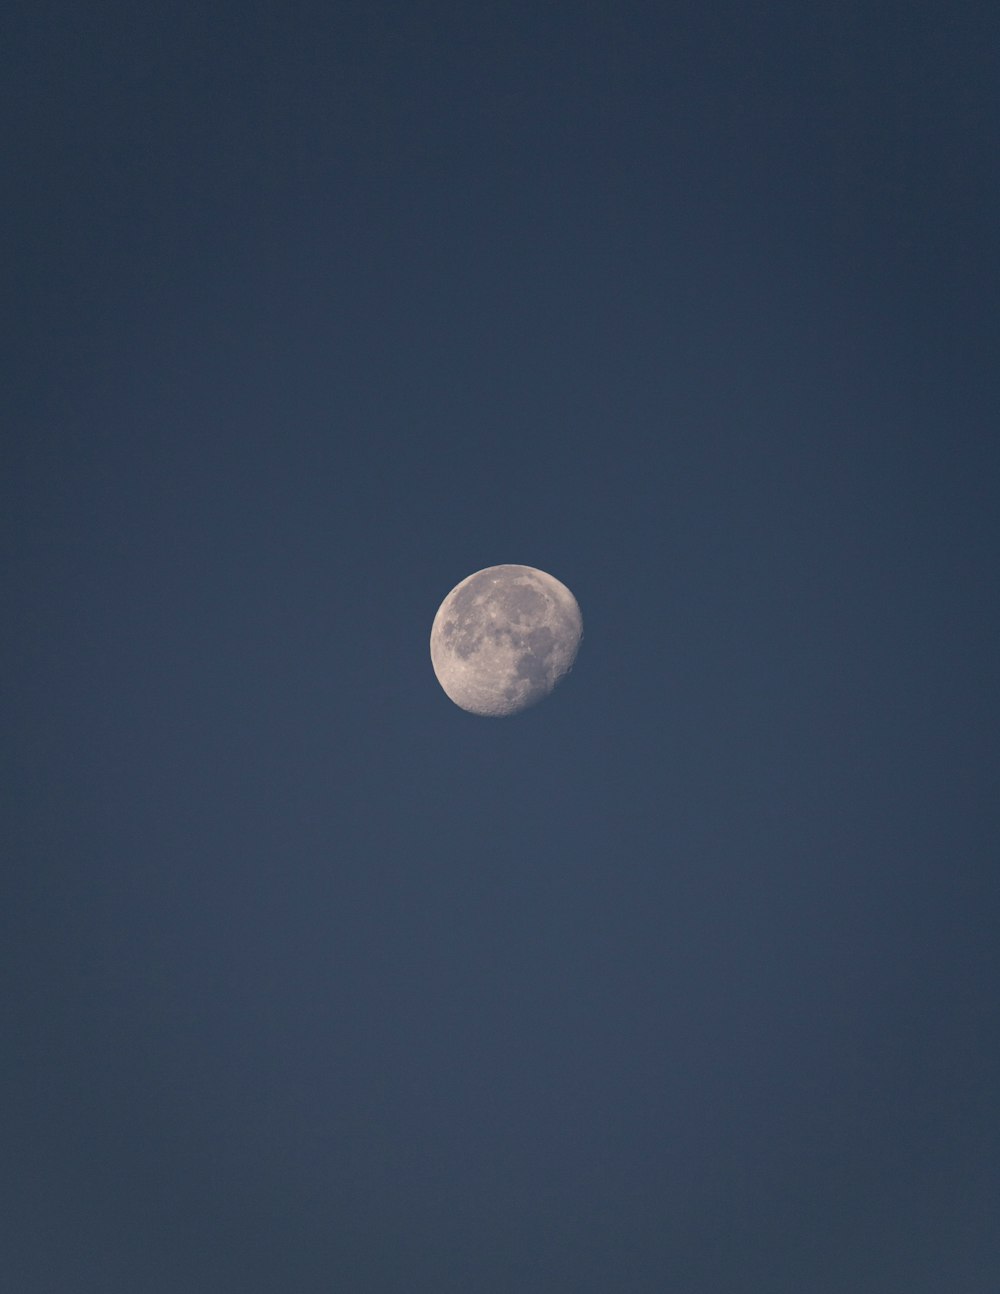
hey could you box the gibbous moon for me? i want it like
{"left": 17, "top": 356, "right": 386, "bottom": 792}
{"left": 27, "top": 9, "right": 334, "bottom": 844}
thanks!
{"left": 430, "top": 565, "right": 583, "bottom": 717}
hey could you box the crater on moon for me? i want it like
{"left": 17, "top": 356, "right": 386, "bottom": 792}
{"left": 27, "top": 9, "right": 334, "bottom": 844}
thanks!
{"left": 430, "top": 565, "right": 583, "bottom": 717}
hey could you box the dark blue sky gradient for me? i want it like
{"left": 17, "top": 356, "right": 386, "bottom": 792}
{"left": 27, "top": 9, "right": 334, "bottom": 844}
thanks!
{"left": 4, "top": 3, "right": 999, "bottom": 1290}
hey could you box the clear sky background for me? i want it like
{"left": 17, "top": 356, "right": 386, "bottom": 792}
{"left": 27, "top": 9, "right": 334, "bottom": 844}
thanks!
{"left": 4, "top": 3, "right": 998, "bottom": 1290}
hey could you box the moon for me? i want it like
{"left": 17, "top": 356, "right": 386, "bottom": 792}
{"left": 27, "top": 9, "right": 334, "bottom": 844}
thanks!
{"left": 430, "top": 565, "right": 583, "bottom": 717}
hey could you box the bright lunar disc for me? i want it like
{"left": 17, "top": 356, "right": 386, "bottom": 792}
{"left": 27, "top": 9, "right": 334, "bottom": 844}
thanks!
{"left": 430, "top": 565, "right": 583, "bottom": 716}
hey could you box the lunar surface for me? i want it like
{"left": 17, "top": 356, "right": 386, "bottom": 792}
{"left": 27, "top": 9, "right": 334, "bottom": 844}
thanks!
{"left": 430, "top": 565, "right": 583, "bottom": 716}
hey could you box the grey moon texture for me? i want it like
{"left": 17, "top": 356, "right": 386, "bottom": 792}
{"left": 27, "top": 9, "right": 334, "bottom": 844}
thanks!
{"left": 430, "top": 565, "right": 583, "bottom": 717}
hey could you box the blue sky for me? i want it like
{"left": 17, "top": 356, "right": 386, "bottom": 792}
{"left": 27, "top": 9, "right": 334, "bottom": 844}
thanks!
{"left": 5, "top": 3, "right": 998, "bottom": 1289}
